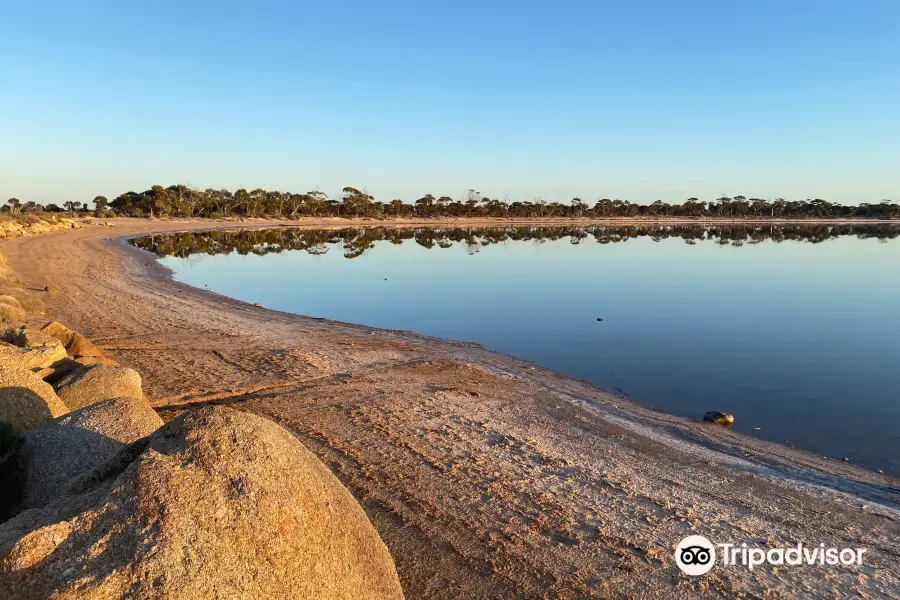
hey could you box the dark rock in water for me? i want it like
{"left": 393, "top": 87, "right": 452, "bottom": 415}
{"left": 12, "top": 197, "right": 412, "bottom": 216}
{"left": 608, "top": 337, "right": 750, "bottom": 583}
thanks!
{"left": 703, "top": 411, "right": 734, "bottom": 425}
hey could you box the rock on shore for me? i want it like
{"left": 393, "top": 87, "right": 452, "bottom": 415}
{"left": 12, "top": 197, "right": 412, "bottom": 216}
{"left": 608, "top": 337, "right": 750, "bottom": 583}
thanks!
{"left": 702, "top": 410, "right": 735, "bottom": 425}
{"left": 0, "top": 328, "right": 67, "bottom": 373}
{"left": 0, "top": 297, "right": 26, "bottom": 324}
{"left": 0, "top": 368, "right": 68, "bottom": 431}
{"left": 17, "top": 396, "right": 163, "bottom": 509}
{"left": 40, "top": 321, "right": 105, "bottom": 358}
{"left": 0, "top": 254, "right": 21, "bottom": 287}
{"left": 54, "top": 364, "right": 143, "bottom": 410}
{"left": 0, "top": 406, "right": 405, "bottom": 600}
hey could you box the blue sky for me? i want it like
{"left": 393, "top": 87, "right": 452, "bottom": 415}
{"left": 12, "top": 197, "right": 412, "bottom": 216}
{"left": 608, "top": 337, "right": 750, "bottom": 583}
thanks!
{"left": 1, "top": 0, "right": 898, "bottom": 205}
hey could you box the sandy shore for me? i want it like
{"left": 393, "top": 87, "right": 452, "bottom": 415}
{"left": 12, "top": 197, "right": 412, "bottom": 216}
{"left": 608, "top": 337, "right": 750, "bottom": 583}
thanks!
{"left": 2, "top": 218, "right": 898, "bottom": 598}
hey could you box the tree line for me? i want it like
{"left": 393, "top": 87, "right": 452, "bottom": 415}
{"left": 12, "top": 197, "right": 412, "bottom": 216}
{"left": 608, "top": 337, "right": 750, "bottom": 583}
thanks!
{"left": 132, "top": 223, "right": 900, "bottom": 261}
{"left": 5, "top": 185, "right": 899, "bottom": 220}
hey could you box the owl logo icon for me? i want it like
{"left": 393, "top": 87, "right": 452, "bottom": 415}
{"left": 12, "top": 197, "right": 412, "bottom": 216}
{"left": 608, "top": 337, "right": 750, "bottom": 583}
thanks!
{"left": 675, "top": 535, "right": 716, "bottom": 576}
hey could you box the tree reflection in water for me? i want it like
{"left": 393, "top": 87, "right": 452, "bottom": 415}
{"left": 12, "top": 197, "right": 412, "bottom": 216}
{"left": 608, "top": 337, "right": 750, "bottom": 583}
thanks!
{"left": 131, "top": 224, "right": 900, "bottom": 260}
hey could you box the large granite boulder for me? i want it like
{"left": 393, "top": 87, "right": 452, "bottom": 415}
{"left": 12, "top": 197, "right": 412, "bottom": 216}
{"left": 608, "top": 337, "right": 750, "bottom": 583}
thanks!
{"left": 54, "top": 364, "right": 143, "bottom": 410}
{"left": 18, "top": 396, "right": 163, "bottom": 509}
{"left": 0, "top": 252, "right": 23, "bottom": 281}
{"left": 40, "top": 321, "right": 105, "bottom": 358}
{"left": 0, "top": 288, "right": 43, "bottom": 316}
{"left": 0, "top": 407, "right": 404, "bottom": 600}
{"left": 38, "top": 355, "right": 120, "bottom": 386}
{"left": 0, "top": 368, "right": 69, "bottom": 432}
{"left": 0, "top": 297, "right": 25, "bottom": 323}
{"left": 2, "top": 327, "right": 61, "bottom": 349}
{"left": 0, "top": 264, "right": 20, "bottom": 286}
{"left": 0, "top": 328, "right": 68, "bottom": 373}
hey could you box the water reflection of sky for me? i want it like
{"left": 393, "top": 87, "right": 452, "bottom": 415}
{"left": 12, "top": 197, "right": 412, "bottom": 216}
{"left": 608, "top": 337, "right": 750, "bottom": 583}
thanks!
{"left": 154, "top": 231, "right": 900, "bottom": 475}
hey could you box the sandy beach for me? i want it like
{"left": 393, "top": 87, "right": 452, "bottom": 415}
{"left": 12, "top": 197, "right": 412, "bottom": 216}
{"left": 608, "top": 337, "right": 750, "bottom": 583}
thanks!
{"left": 2, "top": 217, "right": 898, "bottom": 599}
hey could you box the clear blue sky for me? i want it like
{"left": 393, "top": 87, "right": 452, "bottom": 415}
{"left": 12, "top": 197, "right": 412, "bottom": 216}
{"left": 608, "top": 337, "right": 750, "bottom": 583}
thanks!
{"left": 1, "top": 0, "right": 898, "bottom": 205}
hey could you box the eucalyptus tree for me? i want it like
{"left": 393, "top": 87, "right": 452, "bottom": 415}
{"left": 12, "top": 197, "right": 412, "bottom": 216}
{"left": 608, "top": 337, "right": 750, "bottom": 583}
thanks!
{"left": 93, "top": 196, "right": 109, "bottom": 213}
{"left": 414, "top": 194, "right": 436, "bottom": 216}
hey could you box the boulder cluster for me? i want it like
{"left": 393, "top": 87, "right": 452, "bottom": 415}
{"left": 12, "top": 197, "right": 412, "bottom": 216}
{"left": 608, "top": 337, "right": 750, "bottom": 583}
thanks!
{"left": 0, "top": 251, "right": 404, "bottom": 599}
{"left": 0, "top": 217, "right": 81, "bottom": 242}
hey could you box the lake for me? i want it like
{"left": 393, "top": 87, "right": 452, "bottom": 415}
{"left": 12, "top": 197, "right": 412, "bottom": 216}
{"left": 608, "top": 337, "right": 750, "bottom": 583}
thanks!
{"left": 133, "top": 224, "right": 900, "bottom": 475}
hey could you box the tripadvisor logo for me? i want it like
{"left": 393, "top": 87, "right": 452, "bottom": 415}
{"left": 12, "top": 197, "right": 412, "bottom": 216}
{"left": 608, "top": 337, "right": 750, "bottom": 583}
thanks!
{"left": 675, "top": 535, "right": 867, "bottom": 576}
{"left": 675, "top": 535, "right": 716, "bottom": 576}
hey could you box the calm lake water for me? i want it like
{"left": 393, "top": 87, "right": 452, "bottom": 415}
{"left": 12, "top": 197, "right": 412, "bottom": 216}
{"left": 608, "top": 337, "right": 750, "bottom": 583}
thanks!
{"left": 134, "top": 225, "right": 900, "bottom": 475}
